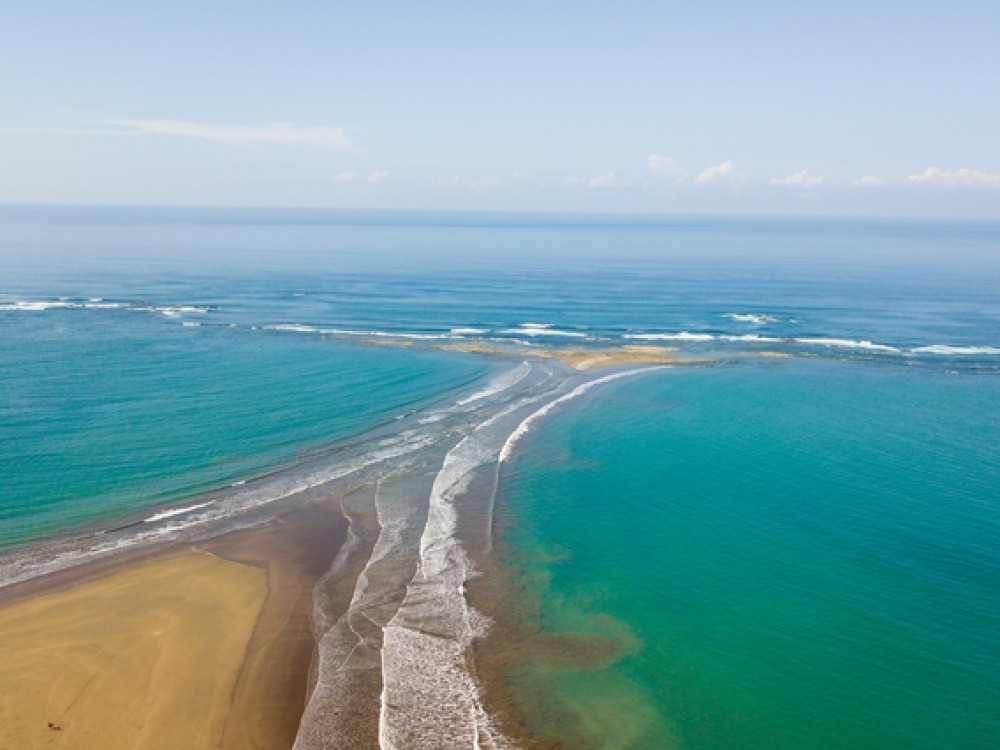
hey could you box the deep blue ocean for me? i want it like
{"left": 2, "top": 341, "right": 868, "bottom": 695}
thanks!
{"left": 2, "top": 206, "right": 998, "bottom": 748}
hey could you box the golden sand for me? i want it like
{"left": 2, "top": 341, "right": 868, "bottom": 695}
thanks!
{"left": 0, "top": 553, "right": 267, "bottom": 750}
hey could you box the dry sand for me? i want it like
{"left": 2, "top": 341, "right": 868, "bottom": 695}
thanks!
{"left": 0, "top": 553, "right": 266, "bottom": 750}
{"left": 0, "top": 502, "right": 348, "bottom": 750}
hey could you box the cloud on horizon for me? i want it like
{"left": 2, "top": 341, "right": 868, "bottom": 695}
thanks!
{"left": 694, "top": 161, "right": 744, "bottom": 188}
{"left": 647, "top": 154, "right": 687, "bottom": 184}
{"left": 907, "top": 167, "right": 1000, "bottom": 189}
{"left": 587, "top": 171, "right": 628, "bottom": 189}
{"left": 770, "top": 169, "right": 823, "bottom": 188}
{"left": 101, "top": 119, "right": 354, "bottom": 150}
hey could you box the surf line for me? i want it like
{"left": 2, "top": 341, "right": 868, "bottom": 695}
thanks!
{"left": 499, "top": 365, "right": 670, "bottom": 464}
{"left": 376, "top": 364, "right": 669, "bottom": 749}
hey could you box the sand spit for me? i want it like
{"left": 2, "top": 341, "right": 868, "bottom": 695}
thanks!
{"left": 435, "top": 341, "right": 715, "bottom": 370}
{"left": 0, "top": 358, "right": 694, "bottom": 750}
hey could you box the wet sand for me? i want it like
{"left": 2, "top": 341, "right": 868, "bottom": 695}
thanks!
{"left": 0, "top": 502, "right": 348, "bottom": 750}
{"left": 434, "top": 341, "right": 714, "bottom": 370}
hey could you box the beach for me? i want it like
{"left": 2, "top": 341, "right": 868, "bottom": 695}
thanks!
{"left": 0, "top": 502, "right": 347, "bottom": 750}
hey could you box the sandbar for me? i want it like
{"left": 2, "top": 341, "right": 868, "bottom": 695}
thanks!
{"left": 0, "top": 552, "right": 266, "bottom": 750}
{"left": 0, "top": 501, "right": 348, "bottom": 750}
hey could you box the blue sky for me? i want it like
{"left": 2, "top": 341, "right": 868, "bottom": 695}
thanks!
{"left": 3, "top": 1, "right": 999, "bottom": 216}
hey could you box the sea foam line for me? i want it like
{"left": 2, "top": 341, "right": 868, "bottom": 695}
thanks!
{"left": 143, "top": 501, "right": 213, "bottom": 523}
{"left": 910, "top": 345, "right": 1000, "bottom": 356}
{"left": 456, "top": 361, "right": 531, "bottom": 406}
{"left": 499, "top": 366, "right": 667, "bottom": 464}
{"left": 796, "top": 337, "right": 899, "bottom": 353}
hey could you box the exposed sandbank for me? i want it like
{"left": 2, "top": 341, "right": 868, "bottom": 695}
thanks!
{"left": 0, "top": 502, "right": 348, "bottom": 750}
{"left": 434, "top": 341, "right": 715, "bottom": 369}
{"left": 0, "top": 553, "right": 266, "bottom": 749}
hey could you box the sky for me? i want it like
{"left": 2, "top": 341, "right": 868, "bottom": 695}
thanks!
{"left": 2, "top": 1, "right": 999, "bottom": 217}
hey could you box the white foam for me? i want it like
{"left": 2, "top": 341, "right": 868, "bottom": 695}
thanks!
{"left": 450, "top": 327, "right": 490, "bottom": 335}
{"left": 500, "top": 367, "right": 666, "bottom": 464}
{"left": 910, "top": 344, "right": 1000, "bottom": 356}
{"left": 0, "top": 300, "right": 78, "bottom": 311}
{"left": 796, "top": 337, "right": 899, "bottom": 353}
{"left": 267, "top": 323, "right": 322, "bottom": 333}
{"left": 143, "top": 501, "right": 214, "bottom": 523}
{"left": 378, "top": 403, "right": 523, "bottom": 749}
{"left": 624, "top": 332, "right": 716, "bottom": 342}
{"left": 456, "top": 361, "right": 531, "bottom": 406}
{"left": 501, "top": 327, "right": 588, "bottom": 338}
{"left": 182, "top": 321, "right": 201, "bottom": 327}
{"left": 722, "top": 334, "right": 783, "bottom": 343}
{"left": 152, "top": 305, "right": 211, "bottom": 317}
{"left": 724, "top": 312, "right": 775, "bottom": 324}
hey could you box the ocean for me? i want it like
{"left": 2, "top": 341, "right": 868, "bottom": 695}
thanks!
{"left": 1, "top": 206, "right": 998, "bottom": 748}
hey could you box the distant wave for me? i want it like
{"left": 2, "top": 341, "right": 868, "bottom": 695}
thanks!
{"left": 625, "top": 332, "right": 716, "bottom": 342}
{"left": 144, "top": 501, "right": 214, "bottom": 523}
{"left": 796, "top": 337, "right": 899, "bottom": 353}
{"left": 723, "top": 313, "right": 775, "bottom": 325}
{"left": 153, "top": 305, "right": 214, "bottom": 317}
{"left": 910, "top": 345, "right": 1000, "bottom": 356}
{"left": 266, "top": 324, "right": 462, "bottom": 340}
{"left": 0, "top": 299, "right": 216, "bottom": 316}
{"left": 0, "top": 300, "right": 78, "bottom": 311}
{"left": 721, "top": 334, "right": 783, "bottom": 343}
{"left": 623, "top": 331, "right": 906, "bottom": 353}
{"left": 501, "top": 326, "right": 589, "bottom": 338}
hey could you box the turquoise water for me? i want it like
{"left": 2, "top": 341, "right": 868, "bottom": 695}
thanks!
{"left": 2, "top": 207, "right": 999, "bottom": 746}
{"left": 0, "top": 306, "right": 490, "bottom": 548}
{"left": 501, "top": 361, "right": 1000, "bottom": 749}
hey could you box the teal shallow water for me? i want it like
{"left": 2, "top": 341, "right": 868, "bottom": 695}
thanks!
{"left": 0, "top": 310, "right": 489, "bottom": 547}
{"left": 501, "top": 360, "right": 1000, "bottom": 750}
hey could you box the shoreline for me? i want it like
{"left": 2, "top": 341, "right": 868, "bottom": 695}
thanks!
{"left": 0, "top": 351, "right": 705, "bottom": 749}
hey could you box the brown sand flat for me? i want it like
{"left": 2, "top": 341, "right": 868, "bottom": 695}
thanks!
{"left": 0, "top": 553, "right": 267, "bottom": 750}
{"left": 550, "top": 344, "right": 713, "bottom": 370}
{"left": 0, "top": 501, "right": 349, "bottom": 750}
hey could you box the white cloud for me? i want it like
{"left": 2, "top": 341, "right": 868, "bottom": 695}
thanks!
{"left": 587, "top": 171, "right": 627, "bottom": 189}
{"left": 854, "top": 175, "right": 886, "bottom": 187}
{"left": 647, "top": 154, "right": 687, "bottom": 183}
{"left": 101, "top": 119, "right": 353, "bottom": 150}
{"left": 694, "top": 161, "right": 744, "bottom": 188}
{"left": 770, "top": 169, "right": 823, "bottom": 188}
{"left": 907, "top": 167, "right": 1000, "bottom": 189}
{"left": 366, "top": 170, "right": 390, "bottom": 183}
